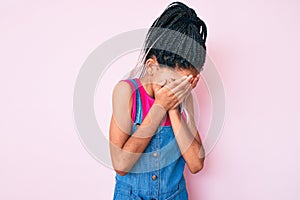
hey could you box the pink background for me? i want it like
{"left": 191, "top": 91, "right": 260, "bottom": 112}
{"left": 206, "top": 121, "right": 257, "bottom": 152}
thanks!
{"left": 1, "top": 0, "right": 300, "bottom": 199}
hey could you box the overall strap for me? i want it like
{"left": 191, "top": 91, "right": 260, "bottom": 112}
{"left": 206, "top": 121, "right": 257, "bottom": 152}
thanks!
{"left": 128, "top": 78, "right": 143, "bottom": 125}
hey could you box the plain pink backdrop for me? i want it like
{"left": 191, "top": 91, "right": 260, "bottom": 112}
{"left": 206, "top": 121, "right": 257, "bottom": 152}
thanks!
{"left": 1, "top": 0, "right": 300, "bottom": 199}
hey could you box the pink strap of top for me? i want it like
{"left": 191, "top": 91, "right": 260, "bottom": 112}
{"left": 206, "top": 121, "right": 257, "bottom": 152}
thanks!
{"left": 120, "top": 78, "right": 187, "bottom": 126}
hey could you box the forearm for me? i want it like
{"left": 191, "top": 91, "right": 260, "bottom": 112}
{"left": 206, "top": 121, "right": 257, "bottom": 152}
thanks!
{"left": 168, "top": 109, "right": 205, "bottom": 173}
{"left": 112, "top": 103, "right": 166, "bottom": 174}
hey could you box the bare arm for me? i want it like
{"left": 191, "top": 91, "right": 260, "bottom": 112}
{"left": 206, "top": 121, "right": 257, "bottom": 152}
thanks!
{"left": 168, "top": 93, "right": 205, "bottom": 174}
{"left": 109, "top": 81, "right": 166, "bottom": 176}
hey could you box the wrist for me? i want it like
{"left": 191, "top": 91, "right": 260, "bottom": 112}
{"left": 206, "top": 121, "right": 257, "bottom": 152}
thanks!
{"left": 168, "top": 107, "right": 180, "bottom": 115}
{"left": 152, "top": 102, "right": 167, "bottom": 116}
{"left": 153, "top": 100, "right": 167, "bottom": 112}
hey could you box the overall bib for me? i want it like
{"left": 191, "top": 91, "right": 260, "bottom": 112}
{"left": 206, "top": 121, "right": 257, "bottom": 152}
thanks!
{"left": 113, "top": 78, "right": 188, "bottom": 200}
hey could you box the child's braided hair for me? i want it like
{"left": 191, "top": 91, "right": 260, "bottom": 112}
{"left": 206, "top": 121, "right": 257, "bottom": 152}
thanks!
{"left": 144, "top": 1, "right": 207, "bottom": 72}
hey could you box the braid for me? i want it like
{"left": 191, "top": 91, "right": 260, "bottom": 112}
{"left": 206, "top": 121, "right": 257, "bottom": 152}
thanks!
{"left": 143, "top": 1, "right": 207, "bottom": 72}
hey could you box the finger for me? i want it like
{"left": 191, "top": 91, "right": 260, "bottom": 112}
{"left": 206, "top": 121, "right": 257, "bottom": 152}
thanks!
{"left": 175, "top": 84, "right": 192, "bottom": 103}
{"left": 164, "top": 75, "right": 189, "bottom": 90}
{"left": 192, "top": 74, "right": 200, "bottom": 84}
{"left": 181, "top": 83, "right": 192, "bottom": 96}
{"left": 170, "top": 75, "right": 193, "bottom": 94}
{"left": 190, "top": 78, "right": 195, "bottom": 88}
{"left": 191, "top": 77, "right": 198, "bottom": 88}
{"left": 191, "top": 74, "right": 200, "bottom": 88}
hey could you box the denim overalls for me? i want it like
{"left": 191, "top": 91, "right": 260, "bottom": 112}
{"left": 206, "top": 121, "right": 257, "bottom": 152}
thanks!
{"left": 113, "top": 78, "right": 188, "bottom": 200}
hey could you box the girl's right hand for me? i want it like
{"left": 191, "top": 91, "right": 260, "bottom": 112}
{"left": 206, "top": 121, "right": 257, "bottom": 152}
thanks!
{"left": 153, "top": 75, "right": 193, "bottom": 111}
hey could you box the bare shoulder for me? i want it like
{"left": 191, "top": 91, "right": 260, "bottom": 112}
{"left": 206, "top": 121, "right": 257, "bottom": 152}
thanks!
{"left": 110, "top": 80, "right": 134, "bottom": 145}
{"left": 111, "top": 80, "right": 133, "bottom": 131}
{"left": 112, "top": 80, "right": 133, "bottom": 100}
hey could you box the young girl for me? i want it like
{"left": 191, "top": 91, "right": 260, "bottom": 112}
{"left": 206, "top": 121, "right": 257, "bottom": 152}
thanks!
{"left": 109, "top": 2, "right": 207, "bottom": 199}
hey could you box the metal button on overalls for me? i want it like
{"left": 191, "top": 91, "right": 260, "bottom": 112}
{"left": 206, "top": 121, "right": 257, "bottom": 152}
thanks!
{"left": 152, "top": 175, "right": 157, "bottom": 180}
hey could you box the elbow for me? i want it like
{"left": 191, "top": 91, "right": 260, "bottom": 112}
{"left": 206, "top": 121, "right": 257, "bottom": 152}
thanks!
{"left": 110, "top": 151, "right": 130, "bottom": 176}
{"left": 189, "top": 158, "right": 205, "bottom": 174}
{"left": 112, "top": 163, "right": 130, "bottom": 176}
{"left": 112, "top": 158, "right": 131, "bottom": 176}
{"left": 190, "top": 146, "right": 206, "bottom": 174}
{"left": 190, "top": 164, "right": 204, "bottom": 174}
{"left": 114, "top": 169, "right": 128, "bottom": 176}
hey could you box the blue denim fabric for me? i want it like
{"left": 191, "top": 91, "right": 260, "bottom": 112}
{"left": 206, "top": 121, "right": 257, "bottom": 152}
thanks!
{"left": 113, "top": 79, "right": 188, "bottom": 200}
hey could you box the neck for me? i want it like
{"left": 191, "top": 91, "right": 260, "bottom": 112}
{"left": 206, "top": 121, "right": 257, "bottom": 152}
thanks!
{"left": 139, "top": 75, "right": 155, "bottom": 98}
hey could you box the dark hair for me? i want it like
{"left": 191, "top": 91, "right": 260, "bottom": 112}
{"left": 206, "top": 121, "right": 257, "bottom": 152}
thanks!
{"left": 143, "top": 1, "right": 207, "bottom": 72}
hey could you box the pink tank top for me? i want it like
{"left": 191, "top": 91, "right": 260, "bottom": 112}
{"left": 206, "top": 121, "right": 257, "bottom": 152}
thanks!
{"left": 121, "top": 78, "right": 187, "bottom": 126}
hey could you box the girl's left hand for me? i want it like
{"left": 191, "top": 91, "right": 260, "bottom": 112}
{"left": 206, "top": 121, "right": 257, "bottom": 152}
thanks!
{"left": 168, "top": 74, "right": 200, "bottom": 112}
{"left": 167, "top": 74, "right": 200, "bottom": 112}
